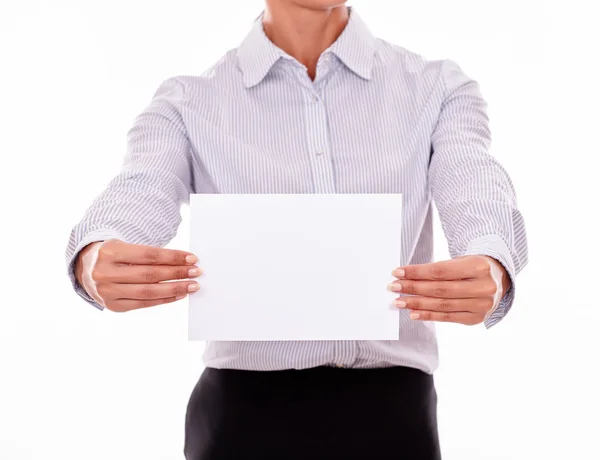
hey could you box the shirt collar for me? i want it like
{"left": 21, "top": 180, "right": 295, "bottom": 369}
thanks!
{"left": 237, "top": 7, "right": 376, "bottom": 88}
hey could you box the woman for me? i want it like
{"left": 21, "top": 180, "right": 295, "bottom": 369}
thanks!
{"left": 67, "top": 1, "right": 528, "bottom": 458}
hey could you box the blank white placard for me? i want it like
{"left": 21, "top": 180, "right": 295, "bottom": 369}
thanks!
{"left": 188, "top": 194, "right": 402, "bottom": 341}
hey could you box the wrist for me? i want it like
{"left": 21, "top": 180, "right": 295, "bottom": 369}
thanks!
{"left": 75, "top": 241, "right": 104, "bottom": 286}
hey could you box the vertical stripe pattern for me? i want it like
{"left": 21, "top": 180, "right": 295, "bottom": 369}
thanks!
{"left": 65, "top": 7, "right": 528, "bottom": 374}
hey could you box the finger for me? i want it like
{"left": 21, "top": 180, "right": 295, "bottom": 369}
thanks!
{"left": 99, "top": 280, "right": 199, "bottom": 301}
{"left": 107, "top": 295, "right": 187, "bottom": 313}
{"left": 387, "top": 279, "right": 496, "bottom": 298}
{"left": 93, "top": 264, "right": 202, "bottom": 284}
{"left": 392, "top": 256, "right": 490, "bottom": 281}
{"left": 408, "top": 310, "right": 484, "bottom": 325}
{"left": 100, "top": 241, "right": 198, "bottom": 266}
{"left": 393, "top": 296, "right": 489, "bottom": 313}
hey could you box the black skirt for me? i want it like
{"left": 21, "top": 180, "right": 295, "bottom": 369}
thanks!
{"left": 184, "top": 365, "right": 441, "bottom": 460}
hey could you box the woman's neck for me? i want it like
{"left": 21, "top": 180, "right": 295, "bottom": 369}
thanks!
{"left": 262, "top": 2, "right": 349, "bottom": 79}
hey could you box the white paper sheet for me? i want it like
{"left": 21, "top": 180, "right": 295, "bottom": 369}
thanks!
{"left": 188, "top": 194, "right": 402, "bottom": 341}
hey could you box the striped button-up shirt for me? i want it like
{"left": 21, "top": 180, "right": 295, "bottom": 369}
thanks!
{"left": 66, "top": 8, "right": 528, "bottom": 374}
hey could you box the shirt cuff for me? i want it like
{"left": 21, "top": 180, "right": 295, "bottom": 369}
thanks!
{"left": 462, "top": 234, "right": 516, "bottom": 328}
{"left": 66, "top": 230, "right": 123, "bottom": 311}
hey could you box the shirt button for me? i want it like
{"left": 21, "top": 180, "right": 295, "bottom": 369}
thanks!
{"left": 316, "top": 151, "right": 324, "bottom": 156}
{"left": 311, "top": 94, "right": 319, "bottom": 103}
{"left": 335, "top": 363, "right": 345, "bottom": 368}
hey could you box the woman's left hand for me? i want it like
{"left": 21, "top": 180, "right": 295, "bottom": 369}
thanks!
{"left": 388, "top": 255, "right": 510, "bottom": 325}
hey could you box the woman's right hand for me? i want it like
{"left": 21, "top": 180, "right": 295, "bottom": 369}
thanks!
{"left": 74, "top": 239, "right": 202, "bottom": 312}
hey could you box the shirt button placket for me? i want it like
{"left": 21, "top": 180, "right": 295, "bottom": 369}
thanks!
{"left": 305, "top": 90, "right": 335, "bottom": 194}
{"left": 304, "top": 84, "right": 354, "bottom": 368}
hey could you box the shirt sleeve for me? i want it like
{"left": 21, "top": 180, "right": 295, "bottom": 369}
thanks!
{"left": 64, "top": 77, "right": 193, "bottom": 309}
{"left": 429, "top": 60, "right": 529, "bottom": 328}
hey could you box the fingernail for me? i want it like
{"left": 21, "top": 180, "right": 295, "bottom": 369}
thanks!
{"left": 387, "top": 282, "right": 402, "bottom": 292}
{"left": 188, "top": 268, "right": 201, "bottom": 277}
{"left": 393, "top": 268, "right": 405, "bottom": 278}
{"left": 175, "top": 295, "right": 187, "bottom": 300}
{"left": 186, "top": 255, "right": 198, "bottom": 264}
{"left": 410, "top": 312, "right": 420, "bottom": 320}
{"left": 394, "top": 300, "right": 407, "bottom": 308}
{"left": 188, "top": 283, "right": 199, "bottom": 292}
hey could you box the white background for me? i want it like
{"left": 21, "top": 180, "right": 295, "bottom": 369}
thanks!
{"left": 1, "top": 0, "right": 598, "bottom": 459}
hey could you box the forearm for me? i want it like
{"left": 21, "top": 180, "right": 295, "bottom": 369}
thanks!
{"left": 431, "top": 115, "right": 528, "bottom": 326}
{"left": 430, "top": 60, "right": 529, "bottom": 327}
{"left": 65, "top": 77, "right": 192, "bottom": 307}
